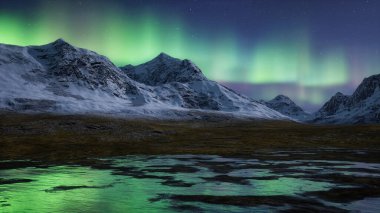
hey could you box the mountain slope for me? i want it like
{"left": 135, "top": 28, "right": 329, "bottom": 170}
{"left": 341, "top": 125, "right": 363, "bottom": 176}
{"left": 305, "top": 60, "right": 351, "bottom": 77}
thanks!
{"left": 311, "top": 74, "right": 380, "bottom": 124}
{"left": 0, "top": 40, "right": 288, "bottom": 120}
{"left": 261, "top": 95, "right": 310, "bottom": 120}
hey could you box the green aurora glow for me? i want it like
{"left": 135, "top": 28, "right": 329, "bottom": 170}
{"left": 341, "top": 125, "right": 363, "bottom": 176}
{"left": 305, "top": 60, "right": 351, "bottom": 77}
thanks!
{"left": 0, "top": 10, "right": 350, "bottom": 84}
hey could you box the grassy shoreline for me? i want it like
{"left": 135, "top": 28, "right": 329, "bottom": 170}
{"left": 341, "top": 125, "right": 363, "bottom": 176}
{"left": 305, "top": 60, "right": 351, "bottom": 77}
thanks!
{"left": 1, "top": 112, "right": 380, "bottom": 163}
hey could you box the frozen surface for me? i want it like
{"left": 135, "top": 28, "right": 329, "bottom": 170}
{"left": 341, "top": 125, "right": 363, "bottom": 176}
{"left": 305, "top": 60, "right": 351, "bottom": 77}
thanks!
{"left": 1, "top": 153, "right": 380, "bottom": 212}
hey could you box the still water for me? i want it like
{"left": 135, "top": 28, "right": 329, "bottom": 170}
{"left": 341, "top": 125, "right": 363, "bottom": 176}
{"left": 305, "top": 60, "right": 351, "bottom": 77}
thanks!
{"left": 1, "top": 154, "right": 380, "bottom": 212}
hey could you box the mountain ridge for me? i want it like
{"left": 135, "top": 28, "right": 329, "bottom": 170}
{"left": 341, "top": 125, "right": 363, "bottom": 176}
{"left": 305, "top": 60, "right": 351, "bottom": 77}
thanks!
{"left": 121, "top": 52, "right": 207, "bottom": 86}
{"left": 311, "top": 74, "right": 380, "bottom": 124}
{"left": 0, "top": 40, "right": 288, "bottom": 120}
{"left": 1, "top": 39, "right": 379, "bottom": 123}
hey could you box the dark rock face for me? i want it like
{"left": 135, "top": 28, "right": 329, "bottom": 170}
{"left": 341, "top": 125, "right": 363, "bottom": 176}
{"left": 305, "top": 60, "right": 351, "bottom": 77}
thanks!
{"left": 311, "top": 74, "right": 380, "bottom": 124}
{"left": 181, "top": 92, "right": 221, "bottom": 110}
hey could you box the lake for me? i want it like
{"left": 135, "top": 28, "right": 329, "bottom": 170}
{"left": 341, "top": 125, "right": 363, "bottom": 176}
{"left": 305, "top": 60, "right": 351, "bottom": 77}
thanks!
{"left": 1, "top": 151, "right": 380, "bottom": 212}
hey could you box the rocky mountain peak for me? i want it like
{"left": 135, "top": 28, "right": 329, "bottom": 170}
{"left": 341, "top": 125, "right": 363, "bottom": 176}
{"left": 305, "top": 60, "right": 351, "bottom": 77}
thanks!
{"left": 263, "top": 95, "right": 309, "bottom": 120}
{"left": 121, "top": 52, "right": 206, "bottom": 86}
{"left": 52, "top": 38, "right": 70, "bottom": 45}
{"left": 271, "top": 95, "right": 293, "bottom": 104}
{"left": 44, "top": 38, "right": 77, "bottom": 53}
{"left": 316, "top": 92, "right": 349, "bottom": 117}
{"left": 23, "top": 39, "right": 140, "bottom": 97}
{"left": 349, "top": 74, "right": 380, "bottom": 106}
{"left": 154, "top": 52, "right": 176, "bottom": 61}
{"left": 311, "top": 74, "right": 380, "bottom": 124}
{"left": 332, "top": 92, "right": 348, "bottom": 100}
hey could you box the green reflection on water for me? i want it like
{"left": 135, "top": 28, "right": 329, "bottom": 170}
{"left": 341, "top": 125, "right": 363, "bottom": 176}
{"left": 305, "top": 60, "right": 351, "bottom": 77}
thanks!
{"left": 0, "top": 166, "right": 169, "bottom": 212}
{"left": 0, "top": 156, "right": 338, "bottom": 213}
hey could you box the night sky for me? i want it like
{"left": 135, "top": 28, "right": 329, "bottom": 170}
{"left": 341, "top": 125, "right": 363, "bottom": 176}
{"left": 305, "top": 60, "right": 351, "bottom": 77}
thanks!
{"left": 1, "top": 0, "right": 379, "bottom": 111}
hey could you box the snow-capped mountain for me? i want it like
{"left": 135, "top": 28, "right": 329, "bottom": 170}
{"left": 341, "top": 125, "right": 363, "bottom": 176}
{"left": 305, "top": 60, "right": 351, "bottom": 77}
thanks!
{"left": 122, "top": 53, "right": 207, "bottom": 86}
{"left": 311, "top": 74, "right": 380, "bottom": 124}
{"left": 0, "top": 39, "right": 146, "bottom": 113}
{"left": 260, "top": 95, "right": 310, "bottom": 120}
{"left": 0, "top": 39, "right": 288, "bottom": 120}
{"left": 121, "top": 53, "right": 287, "bottom": 118}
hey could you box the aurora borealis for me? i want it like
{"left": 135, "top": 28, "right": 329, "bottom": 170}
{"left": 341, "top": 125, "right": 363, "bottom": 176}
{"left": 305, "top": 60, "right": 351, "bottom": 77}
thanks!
{"left": 1, "top": 0, "right": 379, "bottom": 111}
